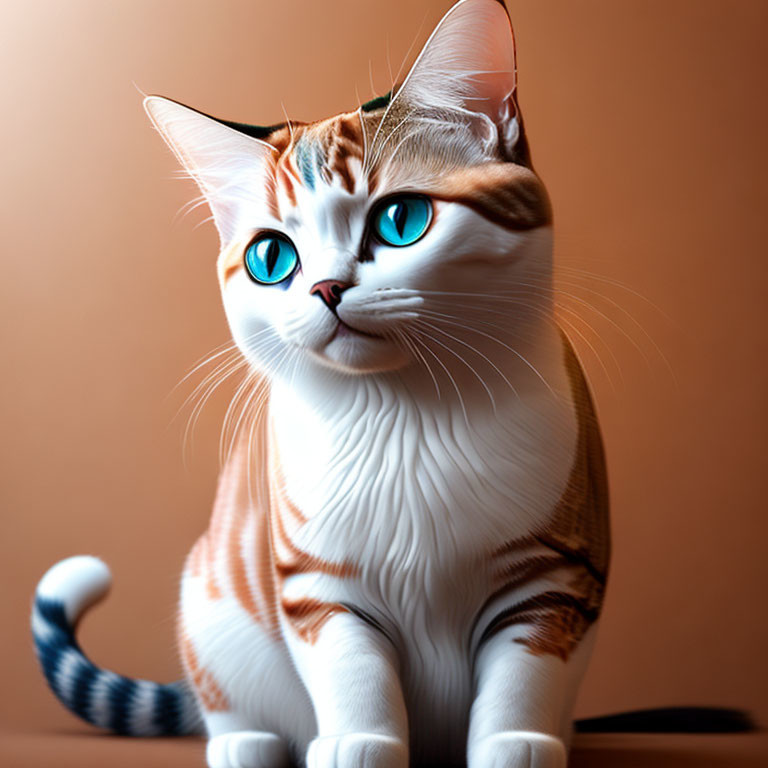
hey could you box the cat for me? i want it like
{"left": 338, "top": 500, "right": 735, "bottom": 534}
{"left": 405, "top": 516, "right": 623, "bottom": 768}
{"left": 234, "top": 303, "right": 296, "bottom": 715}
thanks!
{"left": 32, "top": 1, "right": 611, "bottom": 766}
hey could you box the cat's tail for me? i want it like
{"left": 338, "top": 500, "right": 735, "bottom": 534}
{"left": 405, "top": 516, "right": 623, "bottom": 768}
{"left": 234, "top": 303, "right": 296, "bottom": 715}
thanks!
{"left": 31, "top": 556, "right": 202, "bottom": 736}
{"left": 574, "top": 707, "right": 755, "bottom": 733}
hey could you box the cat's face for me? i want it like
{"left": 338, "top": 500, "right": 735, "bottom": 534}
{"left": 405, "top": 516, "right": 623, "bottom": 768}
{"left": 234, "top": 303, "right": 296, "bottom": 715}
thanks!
{"left": 146, "top": 0, "right": 552, "bottom": 379}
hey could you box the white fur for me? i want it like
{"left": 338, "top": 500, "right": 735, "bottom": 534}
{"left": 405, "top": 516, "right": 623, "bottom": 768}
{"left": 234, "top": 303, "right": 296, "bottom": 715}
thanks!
{"left": 179, "top": 331, "right": 589, "bottom": 765}
{"left": 36, "top": 555, "right": 111, "bottom": 625}
{"left": 208, "top": 731, "right": 290, "bottom": 768}
{"left": 144, "top": 2, "right": 603, "bottom": 766}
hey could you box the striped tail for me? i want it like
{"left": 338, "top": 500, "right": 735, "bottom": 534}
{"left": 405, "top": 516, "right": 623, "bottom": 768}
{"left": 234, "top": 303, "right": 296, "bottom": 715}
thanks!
{"left": 31, "top": 556, "right": 201, "bottom": 736}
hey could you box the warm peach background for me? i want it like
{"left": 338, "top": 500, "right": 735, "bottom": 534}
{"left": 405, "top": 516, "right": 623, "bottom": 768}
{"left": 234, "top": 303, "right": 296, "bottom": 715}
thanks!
{"left": 1, "top": 0, "right": 767, "bottom": 754}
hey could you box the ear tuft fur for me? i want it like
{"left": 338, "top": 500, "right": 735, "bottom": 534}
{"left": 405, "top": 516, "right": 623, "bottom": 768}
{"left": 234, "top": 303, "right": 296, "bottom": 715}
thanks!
{"left": 390, "top": 0, "right": 522, "bottom": 158}
{"left": 144, "top": 96, "right": 277, "bottom": 247}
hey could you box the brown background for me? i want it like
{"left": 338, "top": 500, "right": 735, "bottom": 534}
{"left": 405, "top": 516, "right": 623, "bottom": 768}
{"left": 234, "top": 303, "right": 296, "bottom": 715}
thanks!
{"left": 1, "top": 0, "right": 767, "bottom": 763}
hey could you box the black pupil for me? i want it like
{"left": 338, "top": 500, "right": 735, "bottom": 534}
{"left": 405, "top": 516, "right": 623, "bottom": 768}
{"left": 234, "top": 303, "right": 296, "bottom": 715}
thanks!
{"left": 392, "top": 202, "right": 408, "bottom": 237}
{"left": 265, "top": 239, "right": 280, "bottom": 276}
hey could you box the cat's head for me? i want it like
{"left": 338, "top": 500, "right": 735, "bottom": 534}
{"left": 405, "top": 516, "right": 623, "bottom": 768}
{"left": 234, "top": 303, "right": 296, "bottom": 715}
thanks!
{"left": 145, "top": 0, "right": 551, "bottom": 380}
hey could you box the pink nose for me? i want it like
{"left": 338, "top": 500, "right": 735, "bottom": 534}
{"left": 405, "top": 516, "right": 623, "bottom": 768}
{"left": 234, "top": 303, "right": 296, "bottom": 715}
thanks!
{"left": 310, "top": 279, "right": 352, "bottom": 312}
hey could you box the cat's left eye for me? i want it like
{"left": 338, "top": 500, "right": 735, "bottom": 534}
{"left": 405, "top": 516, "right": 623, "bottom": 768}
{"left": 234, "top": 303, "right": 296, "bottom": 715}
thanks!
{"left": 372, "top": 195, "right": 432, "bottom": 247}
{"left": 244, "top": 233, "right": 299, "bottom": 285}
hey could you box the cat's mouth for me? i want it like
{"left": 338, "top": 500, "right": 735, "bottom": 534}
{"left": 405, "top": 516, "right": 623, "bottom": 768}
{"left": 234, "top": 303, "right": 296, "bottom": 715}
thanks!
{"left": 307, "top": 315, "right": 408, "bottom": 374}
{"left": 332, "top": 317, "right": 384, "bottom": 341}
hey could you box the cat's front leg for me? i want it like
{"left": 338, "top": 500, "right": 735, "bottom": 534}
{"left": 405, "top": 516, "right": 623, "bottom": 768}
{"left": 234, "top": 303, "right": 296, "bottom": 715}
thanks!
{"left": 286, "top": 610, "right": 408, "bottom": 768}
{"left": 467, "top": 623, "right": 597, "bottom": 768}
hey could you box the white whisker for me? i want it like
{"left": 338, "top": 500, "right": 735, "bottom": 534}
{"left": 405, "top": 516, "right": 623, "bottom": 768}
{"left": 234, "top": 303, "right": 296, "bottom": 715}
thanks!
{"left": 414, "top": 317, "right": 518, "bottom": 402}
{"left": 410, "top": 323, "right": 496, "bottom": 413}
{"left": 409, "top": 328, "right": 469, "bottom": 426}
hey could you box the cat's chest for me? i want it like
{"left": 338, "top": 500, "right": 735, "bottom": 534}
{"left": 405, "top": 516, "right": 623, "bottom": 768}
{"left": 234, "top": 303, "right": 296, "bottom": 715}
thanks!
{"left": 268, "top": 381, "right": 577, "bottom": 569}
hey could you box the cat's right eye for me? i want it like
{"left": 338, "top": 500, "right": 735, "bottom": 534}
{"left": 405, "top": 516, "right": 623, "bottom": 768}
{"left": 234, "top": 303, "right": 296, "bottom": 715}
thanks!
{"left": 244, "top": 233, "right": 300, "bottom": 285}
{"left": 372, "top": 195, "right": 433, "bottom": 248}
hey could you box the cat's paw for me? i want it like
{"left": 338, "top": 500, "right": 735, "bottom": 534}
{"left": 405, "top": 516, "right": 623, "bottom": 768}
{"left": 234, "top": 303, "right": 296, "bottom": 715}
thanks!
{"left": 470, "top": 731, "right": 566, "bottom": 768}
{"left": 306, "top": 733, "right": 407, "bottom": 768}
{"left": 207, "top": 731, "right": 289, "bottom": 768}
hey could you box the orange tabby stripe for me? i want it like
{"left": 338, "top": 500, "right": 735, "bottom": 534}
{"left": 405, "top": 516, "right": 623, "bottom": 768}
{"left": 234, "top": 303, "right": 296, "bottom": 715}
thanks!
{"left": 227, "top": 500, "right": 261, "bottom": 622}
{"left": 264, "top": 153, "right": 282, "bottom": 221}
{"left": 429, "top": 163, "right": 551, "bottom": 231}
{"left": 491, "top": 534, "right": 537, "bottom": 560}
{"left": 205, "top": 476, "right": 228, "bottom": 600}
{"left": 276, "top": 155, "right": 297, "bottom": 206}
{"left": 267, "top": 419, "right": 351, "bottom": 578}
{"left": 186, "top": 535, "right": 206, "bottom": 578}
{"left": 271, "top": 496, "right": 358, "bottom": 580}
{"left": 268, "top": 443, "right": 308, "bottom": 526}
{"left": 267, "top": 437, "right": 359, "bottom": 643}
{"left": 188, "top": 394, "right": 358, "bottom": 646}
{"left": 224, "top": 408, "right": 279, "bottom": 631}
{"left": 281, "top": 597, "right": 347, "bottom": 644}
{"left": 491, "top": 554, "right": 567, "bottom": 594}
{"left": 179, "top": 632, "right": 229, "bottom": 712}
{"left": 478, "top": 333, "right": 609, "bottom": 661}
{"left": 254, "top": 499, "right": 281, "bottom": 633}
{"left": 269, "top": 462, "right": 358, "bottom": 580}
{"left": 324, "top": 115, "right": 364, "bottom": 193}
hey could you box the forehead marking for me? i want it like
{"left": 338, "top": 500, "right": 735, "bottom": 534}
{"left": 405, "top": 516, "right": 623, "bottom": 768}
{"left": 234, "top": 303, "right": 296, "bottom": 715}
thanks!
{"left": 281, "top": 115, "right": 366, "bottom": 198}
{"left": 295, "top": 138, "right": 324, "bottom": 191}
{"left": 324, "top": 116, "right": 364, "bottom": 194}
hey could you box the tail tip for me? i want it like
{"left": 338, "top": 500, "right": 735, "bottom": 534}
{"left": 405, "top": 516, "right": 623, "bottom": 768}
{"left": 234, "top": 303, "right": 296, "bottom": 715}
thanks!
{"left": 36, "top": 556, "right": 112, "bottom": 623}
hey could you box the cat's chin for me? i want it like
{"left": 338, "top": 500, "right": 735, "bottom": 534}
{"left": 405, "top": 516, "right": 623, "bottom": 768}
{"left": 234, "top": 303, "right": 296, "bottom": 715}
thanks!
{"left": 311, "top": 324, "right": 410, "bottom": 375}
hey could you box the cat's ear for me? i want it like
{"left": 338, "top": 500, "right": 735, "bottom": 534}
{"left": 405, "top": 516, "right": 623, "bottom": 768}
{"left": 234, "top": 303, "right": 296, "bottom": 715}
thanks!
{"left": 395, "top": 0, "right": 521, "bottom": 155}
{"left": 144, "top": 96, "right": 276, "bottom": 248}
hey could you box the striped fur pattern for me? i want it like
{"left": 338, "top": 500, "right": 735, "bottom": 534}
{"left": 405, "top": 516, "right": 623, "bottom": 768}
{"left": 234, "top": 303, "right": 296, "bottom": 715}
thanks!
{"left": 32, "top": 556, "right": 201, "bottom": 736}
{"left": 34, "top": 2, "right": 610, "bottom": 766}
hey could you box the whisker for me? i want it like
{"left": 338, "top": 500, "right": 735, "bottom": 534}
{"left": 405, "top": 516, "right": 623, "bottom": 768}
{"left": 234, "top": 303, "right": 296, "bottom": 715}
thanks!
{"left": 222, "top": 376, "right": 270, "bottom": 468}
{"left": 556, "top": 263, "right": 677, "bottom": 325}
{"left": 419, "top": 300, "right": 622, "bottom": 391}
{"left": 219, "top": 370, "right": 260, "bottom": 465}
{"left": 410, "top": 323, "right": 495, "bottom": 413}
{"left": 554, "top": 311, "right": 618, "bottom": 393}
{"left": 169, "top": 331, "right": 272, "bottom": 401}
{"left": 181, "top": 359, "right": 247, "bottom": 469}
{"left": 173, "top": 329, "right": 280, "bottom": 466}
{"left": 395, "top": 327, "right": 441, "bottom": 399}
{"left": 414, "top": 306, "right": 556, "bottom": 397}
{"left": 409, "top": 328, "right": 469, "bottom": 425}
{"left": 414, "top": 318, "right": 519, "bottom": 401}
{"left": 177, "top": 353, "right": 248, "bottom": 430}
{"left": 490, "top": 273, "right": 675, "bottom": 381}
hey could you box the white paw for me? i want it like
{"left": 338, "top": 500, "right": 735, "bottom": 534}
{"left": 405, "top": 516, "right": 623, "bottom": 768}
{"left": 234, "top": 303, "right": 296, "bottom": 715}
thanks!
{"left": 470, "top": 731, "right": 566, "bottom": 768}
{"left": 207, "top": 731, "right": 289, "bottom": 768}
{"left": 307, "top": 733, "right": 407, "bottom": 768}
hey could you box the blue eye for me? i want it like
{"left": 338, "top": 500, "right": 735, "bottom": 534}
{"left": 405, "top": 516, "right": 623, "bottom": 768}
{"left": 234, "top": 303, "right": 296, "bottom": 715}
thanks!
{"left": 244, "top": 234, "right": 299, "bottom": 285}
{"left": 373, "top": 196, "right": 432, "bottom": 247}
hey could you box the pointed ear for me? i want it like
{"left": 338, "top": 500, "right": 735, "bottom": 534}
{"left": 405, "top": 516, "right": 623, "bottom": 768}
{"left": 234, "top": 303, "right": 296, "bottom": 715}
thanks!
{"left": 395, "top": 0, "right": 520, "bottom": 153}
{"left": 143, "top": 96, "right": 277, "bottom": 247}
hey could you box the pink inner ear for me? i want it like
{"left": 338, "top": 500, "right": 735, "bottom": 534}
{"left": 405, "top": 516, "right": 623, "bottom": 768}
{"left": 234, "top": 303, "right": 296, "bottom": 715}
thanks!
{"left": 395, "top": 0, "right": 518, "bottom": 124}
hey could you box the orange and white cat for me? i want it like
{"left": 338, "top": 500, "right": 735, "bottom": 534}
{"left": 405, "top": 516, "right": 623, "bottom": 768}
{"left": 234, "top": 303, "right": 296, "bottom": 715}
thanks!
{"left": 32, "top": 2, "right": 609, "bottom": 766}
